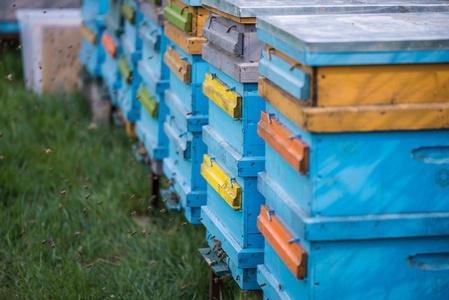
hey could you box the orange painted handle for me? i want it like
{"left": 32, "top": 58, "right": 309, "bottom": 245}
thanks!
{"left": 101, "top": 31, "right": 118, "bottom": 59}
{"left": 258, "top": 111, "right": 309, "bottom": 173}
{"left": 257, "top": 205, "right": 307, "bottom": 280}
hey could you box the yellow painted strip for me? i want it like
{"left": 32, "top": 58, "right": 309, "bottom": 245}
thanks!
{"left": 259, "top": 76, "right": 449, "bottom": 133}
{"left": 117, "top": 107, "right": 137, "bottom": 138}
{"left": 200, "top": 155, "right": 241, "bottom": 209}
{"left": 80, "top": 24, "right": 97, "bottom": 45}
{"left": 203, "top": 73, "right": 242, "bottom": 118}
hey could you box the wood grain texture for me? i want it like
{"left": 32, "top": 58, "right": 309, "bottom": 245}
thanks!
{"left": 164, "top": 0, "right": 208, "bottom": 36}
{"left": 101, "top": 31, "right": 118, "bottom": 59}
{"left": 117, "top": 107, "right": 137, "bottom": 138}
{"left": 163, "top": 46, "right": 191, "bottom": 83}
{"left": 200, "top": 154, "right": 242, "bottom": 209}
{"left": 257, "top": 205, "right": 307, "bottom": 280}
{"left": 202, "top": 5, "right": 256, "bottom": 24}
{"left": 259, "top": 76, "right": 449, "bottom": 133}
{"left": 258, "top": 111, "right": 309, "bottom": 173}
{"left": 80, "top": 24, "right": 97, "bottom": 45}
{"left": 163, "top": 20, "right": 206, "bottom": 55}
{"left": 202, "top": 73, "right": 242, "bottom": 118}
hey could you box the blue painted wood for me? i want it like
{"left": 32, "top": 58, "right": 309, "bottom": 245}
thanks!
{"left": 202, "top": 125, "right": 264, "bottom": 178}
{"left": 176, "top": 0, "right": 202, "bottom": 7}
{"left": 0, "top": 22, "right": 19, "bottom": 34}
{"left": 207, "top": 66, "right": 265, "bottom": 157}
{"left": 258, "top": 171, "right": 449, "bottom": 242}
{"left": 262, "top": 102, "right": 449, "bottom": 217}
{"left": 104, "top": 0, "right": 124, "bottom": 37}
{"left": 135, "top": 89, "right": 169, "bottom": 161}
{"left": 205, "top": 150, "right": 265, "bottom": 248}
{"left": 81, "top": 0, "right": 109, "bottom": 27}
{"left": 165, "top": 43, "right": 209, "bottom": 115}
{"left": 79, "top": 39, "right": 105, "bottom": 78}
{"left": 259, "top": 235, "right": 449, "bottom": 299}
{"left": 165, "top": 90, "right": 208, "bottom": 133}
{"left": 121, "top": 0, "right": 143, "bottom": 64}
{"left": 100, "top": 30, "right": 122, "bottom": 105}
{"left": 118, "top": 63, "right": 141, "bottom": 122}
{"left": 257, "top": 264, "right": 293, "bottom": 300}
{"left": 259, "top": 50, "right": 310, "bottom": 100}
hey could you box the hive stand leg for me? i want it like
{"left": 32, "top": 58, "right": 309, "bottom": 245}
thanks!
{"left": 209, "top": 269, "right": 223, "bottom": 300}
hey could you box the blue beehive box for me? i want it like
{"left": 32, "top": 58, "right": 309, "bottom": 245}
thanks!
{"left": 161, "top": 0, "right": 209, "bottom": 223}
{"left": 255, "top": 12, "right": 449, "bottom": 299}
{"left": 199, "top": 0, "right": 449, "bottom": 292}
{"left": 135, "top": 0, "right": 170, "bottom": 168}
{"left": 79, "top": 0, "right": 109, "bottom": 78}
{"left": 100, "top": 29, "right": 123, "bottom": 105}
{"left": 103, "top": 0, "right": 124, "bottom": 37}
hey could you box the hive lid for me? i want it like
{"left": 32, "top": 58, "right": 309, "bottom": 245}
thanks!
{"left": 200, "top": 0, "right": 449, "bottom": 19}
{"left": 257, "top": 12, "right": 449, "bottom": 66}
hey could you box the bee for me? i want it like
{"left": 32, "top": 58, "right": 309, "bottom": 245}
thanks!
{"left": 19, "top": 231, "right": 25, "bottom": 237}
{"left": 141, "top": 230, "right": 147, "bottom": 235}
{"left": 209, "top": 236, "right": 215, "bottom": 240}
{"left": 125, "top": 230, "right": 131, "bottom": 233}
{"left": 85, "top": 194, "right": 90, "bottom": 200}
{"left": 163, "top": 198, "right": 168, "bottom": 203}
{"left": 83, "top": 208, "right": 87, "bottom": 214}
{"left": 45, "top": 148, "right": 52, "bottom": 154}
{"left": 61, "top": 190, "right": 66, "bottom": 195}
{"left": 0, "top": 133, "right": 3, "bottom": 137}
{"left": 131, "top": 232, "right": 137, "bottom": 236}
{"left": 51, "top": 244, "right": 58, "bottom": 248}
{"left": 97, "top": 201, "right": 103, "bottom": 205}
{"left": 206, "top": 250, "right": 211, "bottom": 255}
{"left": 85, "top": 177, "right": 90, "bottom": 182}
{"left": 214, "top": 277, "right": 220, "bottom": 283}
{"left": 130, "top": 194, "right": 136, "bottom": 200}
{"left": 129, "top": 76, "right": 134, "bottom": 81}
{"left": 197, "top": 218, "right": 203, "bottom": 222}
{"left": 75, "top": 257, "right": 81, "bottom": 261}
{"left": 235, "top": 275, "right": 240, "bottom": 280}
{"left": 210, "top": 261, "right": 218, "bottom": 266}
{"left": 42, "top": 240, "right": 47, "bottom": 244}
{"left": 160, "top": 209, "right": 167, "bottom": 213}
{"left": 59, "top": 204, "right": 63, "bottom": 209}
{"left": 84, "top": 185, "right": 89, "bottom": 189}
{"left": 180, "top": 285, "right": 188, "bottom": 291}
{"left": 12, "top": 4, "right": 16, "bottom": 7}
{"left": 169, "top": 218, "right": 175, "bottom": 222}
{"left": 74, "top": 232, "right": 81, "bottom": 237}
{"left": 150, "top": 260, "right": 157, "bottom": 265}
{"left": 112, "top": 90, "right": 117, "bottom": 94}
{"left": 278, "top": 284, "right": 282, "bottom": 290}
{"left": 233, "top": 209, "right": 239, "bottom": 212}
{"left": 186, "top": 112, "right": 192, "bottom": 116}
{"left": 39, "top": 65, "right": 43, "bottom": 70}
{"left": 259, "top": 283, "right": 266, "bottom": 287}
{"left": 6, "top": 74, "right": 12, "bottom": 81}
{"left": 42, "top": 10, "right": 47, "bottom": 14}
{"left": 64, "top": 179, "right": 69, "bottom": 183}
{"left": 181, "top": 222, "right": 188, "bottom": 226}
{"left": 148, "top": 56, "right": 153, "bottom": 59}
{"left": 131, "top": 211, "right": 137, "bottom": 216}
{"left": 85, "top": 264, "right": 92, "bottom": 269}
{"left": 174, "top": 160, "right": 178, "bottom": 165}
{"left": 147, "top": 206, "right": 153, "bottom": 211}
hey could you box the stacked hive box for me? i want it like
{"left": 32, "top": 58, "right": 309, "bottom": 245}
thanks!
{"left": 79, "top": 0, "right": 109, "bottom": 78}
{"left": 101, "top": 0, "right": 124, "bottom": 122}
{"left": 135, "top": 0, "right": 170, "bottom": 176}
{"left": 197, "top": 0, "right": 449, "bottom": 291}
{"left": 116, "top": 0, "right": 143, "bottom": 137}
{"left": 161, "top": 0, "right": 209, "bottom": 223}
{"left": 255, "top": 13, "right": 449, "bottom": 299}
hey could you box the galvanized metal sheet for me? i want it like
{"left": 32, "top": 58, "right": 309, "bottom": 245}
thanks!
{"left": 200, "top": 0, "right": 449, "bottom": 18}
{"left": 1, "top": 0, "right": 79, "bottom": 21}
{"left": 257, "top": 13, "right": 449, "bottom": 53}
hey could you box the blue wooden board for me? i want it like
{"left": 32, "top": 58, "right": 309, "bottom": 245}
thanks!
{"left": 79, "top": 39, "right": 105, "bottom": 78}
{"left": 257, "top": 13, "right": 449, "bottom": 66}
{"left": 0, "top": 22, "right": 19, "bottom": 34}
{"left": 207, "top": 66, "right": 265, "bottom": 157}
{"left": 100, "top": 31, "right": 122, "bottom": 105}
{"left": 259, "top": 236, "right": 449, "bottom": 299}
{"left": 135, "top": 88, "right": 169, "bottom": 161}
{"left": 165, "top": 43, "right": 209, "bottom": 115}
{"left": 165, "top": 90, "right": 208, "bottom": 133}
{"left": 118, "top": 65, "right": 141, "bottom": 122}
{"left": 81, "top": 0, "right": 109, "bottom": 27}
{"left": 262, "top": 102, "right": 449, "bottom": 217}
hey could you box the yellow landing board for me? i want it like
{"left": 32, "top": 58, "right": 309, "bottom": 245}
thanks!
{"left": 200, "top": 155, "right": 241, "bottom": 209}
{"left": 259, "top": 76, "right": 449, "bottom": 133}
{"left": 202, "top": 73, "right": 242, "bottom": 118}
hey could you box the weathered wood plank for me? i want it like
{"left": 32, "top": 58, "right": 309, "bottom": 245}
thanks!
{"left": 163, "top": 20, "right": 206, "bottom": 55}
{"left": 163, "top": 46, "right": 191, "bottom": 83}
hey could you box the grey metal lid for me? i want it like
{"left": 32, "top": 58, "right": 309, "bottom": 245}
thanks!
{"left": 256, "top": 12, "right": 449, "bottom": 65}
{"left": 200, "top": 0, "right": 449, "bottom": 18}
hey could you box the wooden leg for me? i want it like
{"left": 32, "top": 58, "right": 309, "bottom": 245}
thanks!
{"left": 149, "top": 170, "right": 159, "bottom": 208}
{"left": 209, "top": 269, "right": 223, "bottom": 300}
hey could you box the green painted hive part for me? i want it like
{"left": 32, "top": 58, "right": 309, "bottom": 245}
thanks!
{"left": 163, "top": 2, "right": 192, "bottom": 32}
{"left": 121, "top": 2, "right": 136, "bottom": 25}
{"left": 118, "top": 55, "right": 133, "bottom": 84}
{"left": 147, "top": 0, "right": 162, "bottom": 5}
{"left": 137, "top": 83, "right": 158, "bottom": 118}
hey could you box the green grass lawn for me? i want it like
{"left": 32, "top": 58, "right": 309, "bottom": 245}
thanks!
{"left": 0, "top": 43, "right": 255, "bottom": 299}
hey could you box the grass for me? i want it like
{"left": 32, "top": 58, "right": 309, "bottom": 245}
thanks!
{"left": 0, "top": 42, "right": 255, "bottom": 299}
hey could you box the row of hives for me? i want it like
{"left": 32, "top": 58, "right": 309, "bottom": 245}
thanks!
{"left": 79, "top": 1, "right": 449, "bottom": 299}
